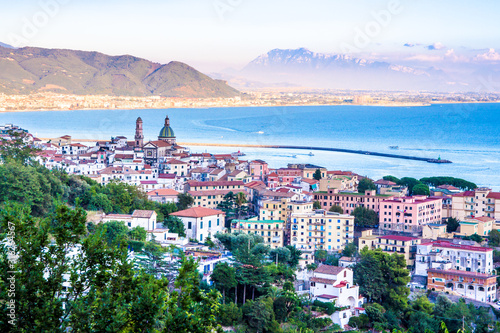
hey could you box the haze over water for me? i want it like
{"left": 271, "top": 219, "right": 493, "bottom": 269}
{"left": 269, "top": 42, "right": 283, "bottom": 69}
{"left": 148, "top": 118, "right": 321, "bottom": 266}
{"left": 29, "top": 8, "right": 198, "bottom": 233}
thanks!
{"left": 2, "top": 103, "right": 499, "bottom": 190}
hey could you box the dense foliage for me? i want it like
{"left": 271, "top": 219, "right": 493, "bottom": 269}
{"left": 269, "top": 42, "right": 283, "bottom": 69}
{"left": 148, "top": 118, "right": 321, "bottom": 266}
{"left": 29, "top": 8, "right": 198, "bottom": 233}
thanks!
{"left": 351, "top": 206, "right": 379, "bottom": 227}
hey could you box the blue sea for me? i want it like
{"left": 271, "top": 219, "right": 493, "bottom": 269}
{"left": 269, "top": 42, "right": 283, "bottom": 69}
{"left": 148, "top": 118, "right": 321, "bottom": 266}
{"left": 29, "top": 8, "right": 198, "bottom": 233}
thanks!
{"left": 1, "top": 103, "right": 499, "bottom": 190}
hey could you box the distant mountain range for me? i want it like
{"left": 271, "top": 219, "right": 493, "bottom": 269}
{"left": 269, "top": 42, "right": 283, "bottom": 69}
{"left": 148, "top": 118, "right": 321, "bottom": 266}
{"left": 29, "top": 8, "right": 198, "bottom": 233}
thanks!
{"left": 0, "top": 45, "right": 239, "bottom": 98}
{"left": 221, "top": 48, "right": 455, "bottom": 91}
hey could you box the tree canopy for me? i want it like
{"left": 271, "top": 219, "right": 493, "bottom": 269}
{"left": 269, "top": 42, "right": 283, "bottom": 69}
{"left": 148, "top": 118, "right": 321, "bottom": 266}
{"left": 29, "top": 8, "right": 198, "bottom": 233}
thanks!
{"left": 357, "top": 178, "right": 377, "bottom": 193}
{"left": 351, "top": 206, "right": 379, "bottom": 227}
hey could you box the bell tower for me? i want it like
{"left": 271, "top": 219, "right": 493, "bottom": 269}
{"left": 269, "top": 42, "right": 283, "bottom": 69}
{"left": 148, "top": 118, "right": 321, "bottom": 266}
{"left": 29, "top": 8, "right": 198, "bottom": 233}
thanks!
{"left": 135, "top": 117, "right": 144, "bottom": 148}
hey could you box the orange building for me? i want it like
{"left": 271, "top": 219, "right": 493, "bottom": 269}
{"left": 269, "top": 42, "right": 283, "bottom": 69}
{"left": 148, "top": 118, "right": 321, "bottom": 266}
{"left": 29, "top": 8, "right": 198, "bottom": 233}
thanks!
{"left": 427, "top": 268, "right": 497, "bottom": 302}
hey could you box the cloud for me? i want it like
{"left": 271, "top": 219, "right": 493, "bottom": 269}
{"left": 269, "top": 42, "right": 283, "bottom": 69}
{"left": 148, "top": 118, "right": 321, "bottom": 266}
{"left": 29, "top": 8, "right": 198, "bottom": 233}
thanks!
{"left": 406, "top": 54, "right": 443, "bottom": 62}
{"left": 474, "top": 48, "right": 500, "bottom": 61}
{"left": 427, "top": 42, "right": 446, "bottom": 51}
{"left": 444, "top": 49, "right": 468, "bottom": 62}
{"left": 404, "top": 43, "right": 415, "bottom": 47}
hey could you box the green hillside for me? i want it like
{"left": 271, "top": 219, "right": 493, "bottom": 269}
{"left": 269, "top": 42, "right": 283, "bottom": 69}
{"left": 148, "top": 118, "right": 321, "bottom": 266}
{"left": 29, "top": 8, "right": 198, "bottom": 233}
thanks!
{"left": 0, "top": 46, "right": 240, "bottom": 98}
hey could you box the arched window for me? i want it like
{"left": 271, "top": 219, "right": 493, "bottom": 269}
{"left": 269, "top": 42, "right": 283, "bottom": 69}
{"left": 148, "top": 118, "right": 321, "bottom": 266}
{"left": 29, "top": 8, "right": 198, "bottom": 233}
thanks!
{"left": 457, "top": 284, "right": 464, "bottom": 289}
{"left": 478, "top": 287, "right": 484, "bottom": 291}
{"left": 468, "top": 285, "right": 474, "bottom": 290}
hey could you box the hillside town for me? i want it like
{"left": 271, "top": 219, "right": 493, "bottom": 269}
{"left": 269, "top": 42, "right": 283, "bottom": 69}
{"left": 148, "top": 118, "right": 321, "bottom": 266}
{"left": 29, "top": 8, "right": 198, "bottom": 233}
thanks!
{"left": 2, "top": 117, "right": 500, "bottom": 330}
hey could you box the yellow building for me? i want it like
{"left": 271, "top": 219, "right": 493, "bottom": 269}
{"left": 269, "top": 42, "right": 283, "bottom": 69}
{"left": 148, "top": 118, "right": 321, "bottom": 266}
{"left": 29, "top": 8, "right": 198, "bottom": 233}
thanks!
{"left": 451, "top": 188, "right": 500, "bottom": 220}
{"left": 188, "top": 189, "right": 247, "bottom": 209}
{"left": 318, "top": 175, "right": 358, "bottom": 192}
{"left": 374, "top": 235, "right": 421, "bottom": 267}
{"left": 259, "top": 199, "right": 314, "bottom": 222}
{"left": 290, "top": 211, "right": 354, "bottom": 252}
{"left": 458, "top": 217, "right": 494, "bottom": 237}
{"left": 231, "top": 218, "right": 285, "bottom": 249}
{"left": 358, "top": 229, "right": 378, "bottom": 251}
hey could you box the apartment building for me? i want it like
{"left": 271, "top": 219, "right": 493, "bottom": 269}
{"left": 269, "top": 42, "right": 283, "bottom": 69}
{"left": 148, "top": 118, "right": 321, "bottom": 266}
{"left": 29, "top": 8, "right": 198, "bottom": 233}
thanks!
{"left": 415, "top": 240, "right": 495, "bottom": 277}
{"left": 231, "top": 218, "right": 285, "bottom": 249}
{"left": 259, "top": 199, "right": 314, "bottom": 221}
{"left": 458, "top": 217, "right": 494, "bottom": 236}
{"left": 290, "top": 211, "right": 355, "bottom": 252}
{"left": 451, "top": 188, "right": 500, "bottom": 220}
{"left": 314, "top": 189, "right": 394, "bottom": 214}
{"left": 185, "top": 180, "right": 245, "bottom": 192}
{"left": 427, "top": 269, "right": 497, "bottom": 303}
{"left": 374, "top": 235, "right": 421, "bottom": 267}
{"left": 379, "top": 196, "right": 442, "bottom": 233}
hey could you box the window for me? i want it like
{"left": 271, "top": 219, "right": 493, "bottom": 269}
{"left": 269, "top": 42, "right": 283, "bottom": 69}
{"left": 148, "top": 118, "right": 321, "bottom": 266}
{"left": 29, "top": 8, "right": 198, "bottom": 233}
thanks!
{"left": 200, "top": 221, "right": 203, "bottom": 229}
{"left": 188, "top": 222, "right": 192, "bottom": 229}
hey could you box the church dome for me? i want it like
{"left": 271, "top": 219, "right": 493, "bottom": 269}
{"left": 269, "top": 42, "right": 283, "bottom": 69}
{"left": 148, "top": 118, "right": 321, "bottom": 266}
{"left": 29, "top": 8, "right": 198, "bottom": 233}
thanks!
{"left": 158, "top": 115, "right": 175, "bottom": 138}
{"left": 159, "top": 126, "right": 175, "bottom": 138}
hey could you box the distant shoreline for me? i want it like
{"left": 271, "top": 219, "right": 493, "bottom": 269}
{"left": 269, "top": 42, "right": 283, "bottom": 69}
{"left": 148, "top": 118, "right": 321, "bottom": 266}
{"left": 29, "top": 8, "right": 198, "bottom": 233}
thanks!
{"left": 4, "top": 100, "right": 500, "bottom": 113}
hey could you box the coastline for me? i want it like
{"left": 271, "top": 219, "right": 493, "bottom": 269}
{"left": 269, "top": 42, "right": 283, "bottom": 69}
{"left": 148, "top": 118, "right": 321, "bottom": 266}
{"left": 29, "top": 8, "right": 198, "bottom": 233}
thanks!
{"left": 2, "top": 100, "right": 500, "bottom": 113}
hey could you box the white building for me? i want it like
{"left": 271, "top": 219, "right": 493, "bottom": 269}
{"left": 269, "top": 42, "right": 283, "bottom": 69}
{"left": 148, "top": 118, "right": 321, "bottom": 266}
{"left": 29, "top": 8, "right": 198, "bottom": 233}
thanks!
{"left": 310, "top": 265, "right": 365, "bottom": 328}
{"left": 415, "top": 240, "right": 495, "bottom": 277}
{"left": 102, "top": 210, "right": 157, "bottom": 231}
{"left": 170, "top": 207, "right": 226, "bottom": 242}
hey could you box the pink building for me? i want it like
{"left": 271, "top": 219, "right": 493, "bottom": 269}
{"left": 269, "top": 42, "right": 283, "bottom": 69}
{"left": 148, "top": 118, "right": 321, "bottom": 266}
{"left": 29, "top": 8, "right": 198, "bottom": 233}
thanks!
{"left": 249, "top": 160, "right": 269, "bottom": 180}
{"left": 379, "top": 196, "right": 443, "bottom": 233}
{"left": 313, "top": 189, "right": 395, "bottom": 214}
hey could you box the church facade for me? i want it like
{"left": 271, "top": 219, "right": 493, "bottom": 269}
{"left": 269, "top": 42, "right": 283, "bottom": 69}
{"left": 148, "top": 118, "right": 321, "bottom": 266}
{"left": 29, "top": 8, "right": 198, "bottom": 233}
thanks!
{"left": 135, "top": 115, "right": 182, "bottom": 166}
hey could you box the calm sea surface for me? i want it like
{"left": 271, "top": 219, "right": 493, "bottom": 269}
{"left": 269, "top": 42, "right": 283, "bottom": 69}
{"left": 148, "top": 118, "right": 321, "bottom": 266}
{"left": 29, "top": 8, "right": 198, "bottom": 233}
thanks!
{"left": 1, "top": 103, "right": 499, "bottom": 190}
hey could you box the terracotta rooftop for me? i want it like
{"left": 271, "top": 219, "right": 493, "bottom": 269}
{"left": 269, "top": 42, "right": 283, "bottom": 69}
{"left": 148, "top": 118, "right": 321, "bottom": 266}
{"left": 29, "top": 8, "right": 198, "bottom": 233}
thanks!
{"left": 171, "top": 207, "right": 224, "bottom": 218}
{"left": 378, "top": 235, "right": 419, "bottom": 241}
{"left": 314, "top": 265, "right": 345, "bottom": 275}
{"left": 311, "top": 277, "right": 336, "bottom": 285}
{"left": 131, "top": 210, "right": 156, "bottom": 218}
{"left": 428, "top": 268, "right": 497, "bottom": 279}
{"left": 147, "top": 188, "right": 179, "bottom": 196}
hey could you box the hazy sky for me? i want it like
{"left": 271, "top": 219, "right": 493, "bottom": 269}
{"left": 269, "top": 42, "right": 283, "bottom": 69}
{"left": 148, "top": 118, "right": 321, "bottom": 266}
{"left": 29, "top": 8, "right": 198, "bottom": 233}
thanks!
{"left": 1, "top": 0, "right": 500, "bottom": 71}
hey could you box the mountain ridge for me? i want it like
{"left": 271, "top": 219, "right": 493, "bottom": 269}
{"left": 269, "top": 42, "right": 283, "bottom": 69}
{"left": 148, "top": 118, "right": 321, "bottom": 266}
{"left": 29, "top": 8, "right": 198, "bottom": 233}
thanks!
{"left": 238, "top": 47, "right": 450, "bottom": 91}
{"left": 0, "top": 45, "right": 240, "bottom": 98}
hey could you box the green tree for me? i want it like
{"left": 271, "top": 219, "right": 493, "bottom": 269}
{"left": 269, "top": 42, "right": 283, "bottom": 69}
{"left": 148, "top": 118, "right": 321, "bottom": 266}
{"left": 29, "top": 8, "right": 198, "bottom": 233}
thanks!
{"left": 365, "top": 303, "right": 386, "bottom": 325}
{"left": 211, "top": 262, "right": 237, "bottom": 304}
{"left": 412, "top": 183, "right": 430, "bottom": 196}
{"left": 353, "top": 248, "right": 410, "bottom": 309}
{"left": 352, "top": 206, "right": 379, "bottom": 227}
{"left": 242, "top": 297, "right": 277, "bottom": 332}
{"left": 285, "top": 245, "right": 302, "bottom": 269}
{"left": 446, "top": 217, "right": 460, "bottom": 233}
{"left": 314, "top": 249, "right": 328, "bottom": 263}
{"left": 177, "top": 192, "right": 194, "bottom": 210}
{"left": 342, "top": 242, "right": 357, "bottom": 257}
{"left": 164, "top": 215, "right": 186, "bottom": 237}
{"left": 488, "top": 229, "right": 500, "bottom": 246}
{"left": 0, "top": 162, "right": 64, "bottom": 216}
{"left": 357, "top": 178, "right": 377, "bottom": 193}
{"left": 102, "top": 220, "right": 129, "bottom": 245}
{"left": 0, "top": 129, "right": 40, "bottom": 165}
{"left": 313, "top": 201, "right": 321, "bottom": 209}
{"left": 398, "top": 177, "right": 422, "bottom": 195}
{"left": 383, "top": 175, "right": 400, "bottom": 183}
{"left": 128, "top": 226, "right": 147, "bottom": 241}
{"left": 463, "top": 233, "right": 483, "bottom": 243}
{"left": 313, "top": 169, "right": 322, "bottom": 181}
{"left": 165, "top": 256, "right": 223, "bottom": 332}
{"left": 270, "top": 247, "right": 292, "bottom": 265}
{"left": 0, "top": 203, "right": 171, "bottom": 332}
{"left": 328, "top": 205, "right": 343, "bottom": 214}
{"left": 219, "top": 302, "right": 242, "bottom": 326}
{"left": 135, "top": 241, "right": 179, "bottom": 282}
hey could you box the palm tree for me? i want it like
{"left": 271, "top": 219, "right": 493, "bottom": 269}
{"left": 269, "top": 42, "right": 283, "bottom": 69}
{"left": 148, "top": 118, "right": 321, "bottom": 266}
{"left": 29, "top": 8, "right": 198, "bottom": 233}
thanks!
{"left": 235, "top": 192, "right": 247, "bottom": 219}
